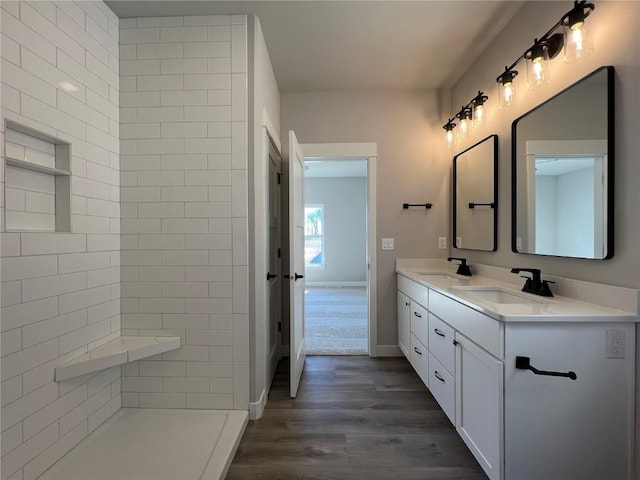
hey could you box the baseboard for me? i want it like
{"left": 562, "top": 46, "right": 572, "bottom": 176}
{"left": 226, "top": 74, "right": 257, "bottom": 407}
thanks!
{"left": 306, "top": 281, "right": 367, "bottom": 287}
{"left": 376, "top": 345, "right": 403, "bottom": 357}
{"left": 249, "top": 389, "right": 266, "bottom": 420}
{"left": 282, "top": 345, "right": 290, "bottom": 357}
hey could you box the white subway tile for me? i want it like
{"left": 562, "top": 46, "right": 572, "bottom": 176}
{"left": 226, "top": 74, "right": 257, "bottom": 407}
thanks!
{"left": 120, "top": 186, "right": 161, "bottom": 202}
{"left": 137, "top": 106, "right": 184, "bottom": 123}
{"left": 161, "top": 58, "right": 207, "bottom": 74}
{"left": 137, "top": 16, "right": 183, "bottom": 28}
{"left": 186, "top": 393, "right": 232, "bottom": 409}
{"left": 160, "top": 122, "right": 207, "bottom": 138}
{"left": 137, "top": 74, "right": 183, "bottom": 91}
{"left": 161, "top": 154, "right": 207, "bottom": 171}
{"left": 120, "top": 155, "right": 161, "bottom": 171}
{"left": 185, "top": 202, "right": 231, "bottom": 218}
{"left": 208, "top": 251, "right": 232, "bottom": 266}
{"left": 58, "top": 285, "right": 111, "bottom": 314}
{"left": 121, "top": 313, "right": 161, "bottom": 329}
{"left": 88, "top": 395, "right": 120, "bottom": 432}
{"left": 138, "top": 266, "right": 185, "bottom": 282}
{"left": 185, "top": 234, "right": 231, "bottom": 250}
{"left": 87, "top": 366, "right": 120, "bottom": 396}
{"left": 121, "top": 250, "right": 161, "bottom": 266}
{"left": 184, "top": 170, "right": 231, "bottom": 186}
{"left": 137, "top": 235, "right": 183, "bottom": 251}
{"left": 1, "top": 59, "right": 57, "bottom": 107}
{"left": 87, "top": 298, "right": 120, "bottom": 323}
{"left": 1, "top": 327, "right": 21, "bottom": 356}
{"left": 22, "top": 272, "right": 87, "bottom": 303}
{"left": 139, "top": 360, "right": 185, "bottom": 377}
{"left": 207, "top": 26, "right": 231, "bottom": 42}
{"left": 233, "top": 361, "right": 249, "bottom": 408}
{"left": 161, "top": 250, "right": 208, "bottom": 266}
{"left": 121, "top": 376, "right": 163, "bottom": 392}
{"left": 138, "top": 139, "right": 184, "bottom": 155}
{"left": 87, "top": 90, "right": 119, "bottom": 121}
{"left": 59, "top": 318, "right": 111, "bottom": 354}
{"left": 210, "top": 315, "right": 233, "bottom": 330}
{"left": 1, "top": 376, "right": 23, "bottom": 408}
{"left": 138, "top": 392, "right": 185, "bottom": 408}
{"left": 207, "top": 121, "right": 232, "bottom": 136}
{"left": 1, "top": 33, "right": 21, "bottom": 66}
{"left": 119, "top": 44, "right": 136, "bottom": 60}
{"left": 120, "top": 91, "right": 160, "bottom": 108}
{"left": 160, "top": 186, "right": 207, "bottom": 202}
{"left": 2, "top": 422, "right": 23, "bottom": 457}
{"left": 183, "top": 16, "right": 230, "bottom": 27}
{"left": 1, "top": 255, "right": 58, "bottom": 282}
{"left": 1, "top": 233, "right": 21, "bottom": 257}
{"left": 59, "top": 384, "right": 110, "bottom": 435}
{"left": 0, "top": 422, "right": 58, "bottom": 480}
{"left": 120, "top": 27, "right": 160, "bottom": 44}
{"left": 86, "top": 126, "right": 119, "bottom": 154}
{"left": 163, "top": 377, "right": 209, "bottom": 393}
{"left": 122, "top": 282, "right": 161, "bottom": 298}
{"left": 87, "top": 234, "right": 120, "bottom": 252}
{"left": 184, "top": 73, "right": 230, "bottom": 91}
{"left": 138, "top": 171, "right": 184, "bottom": 186}
{"left": 231, "top": 24, "right": 247, "bottom": 73}
{"left": 186, "top": 361, "right": 231, "bottom": 377}
{"left": 137, "top": 42, "right": 183, "bottom": 59}
{"left": 121, "top": 392, "right": 139, "bottom": 407}
{"left": 160, "top": 90, "right": 207, "bottom": 106}
{"left": 186, "top": 298, "right": 232, "bottom": 314}
{"left": 23, "top": 384, "right": 87, "bottom": 441}
{"left": 160, "top": 26, "right": 207, "bottom": 43}
{"left": 185, "top": 266, "right": 231, "bottom": 282}
{"left": 184, "top": 137, "right": 231, "bottom": 154}
{"left": 183, "top": 42, "right": 230, "bottom": 59}
{"left": 120, "top": 59, "right": 160, "bottom": 76}
{"left": 137, "top": 203, "right": 184, "bottom": 219}
{"left": 186, "top": 329, "right": 232, "bottom": 346}
{"left": 57, "top": 9, "right": 109, "bottom": 66}
{"left": 162, "top": 218, "right": 208, "bottom": 234}
{"left": 208, "top": 282, "right": 233, "bottom": 298}
{"left": 1, "top": 296, "right": 58, "bottom": 332}
{"left": 58, "top": 252, "right": 111, "bottom": 274}
{"left": 1, "top": 338, "right": 58, "bottom": 381}
{"left": 207, "top": 58, "right": 232, "bottom": 74}
{"left": 57, "top": 50, "right": 109, "bottom": 98}
{"left": 21, "top": 94, "right": 85, "bottom": 139}
{"left": 138, "top": 297, "right": 185, "bottom": 314}
{"left": 162, "top": 345, "right": 209, "bottom": 361}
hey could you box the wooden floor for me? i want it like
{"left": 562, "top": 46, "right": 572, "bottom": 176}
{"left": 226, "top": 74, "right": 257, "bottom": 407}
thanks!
{"left": 226, "top": 356, "right": 487, "bottom": 479}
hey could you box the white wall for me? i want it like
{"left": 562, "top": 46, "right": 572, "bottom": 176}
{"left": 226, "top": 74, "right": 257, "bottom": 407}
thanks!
{"left": 305, "top": 176, "right": 367, "bottom": 284}
{"left": 118, "top": 15, "right": 249, "bottom": 410}
{"left": 281, "top": 91, "right": 447, "bottom": 348}
{"left": 446, "top": 0, "right": 640, "bottom": 472}
{"left": 1, "top": 1, "right": 121, "bottom": 478}
{"left": 248, "top": 16, "right": 280, "bottom": 416}
{"left": 557, "top": 167, "right": 594, "bottom": 257}
{"left": 534, "top": 175, "right": 558, "bottom": 254}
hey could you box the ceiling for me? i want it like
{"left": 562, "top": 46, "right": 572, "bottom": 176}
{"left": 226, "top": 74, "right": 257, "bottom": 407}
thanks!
{"left": 106, "top": 1, "right": 524, "bottom": 92}
{"left": 535, "top": 157, "right": 596, "bottom": 176}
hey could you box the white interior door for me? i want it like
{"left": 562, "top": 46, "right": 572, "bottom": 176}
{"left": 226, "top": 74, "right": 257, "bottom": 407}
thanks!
{"left": 289, "top": 130, "right": 306, "bottom": 397}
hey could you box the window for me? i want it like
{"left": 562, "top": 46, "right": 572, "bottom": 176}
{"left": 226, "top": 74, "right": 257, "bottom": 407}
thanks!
{"left": 304, "top": 204, "right": 325, "bottom": 267}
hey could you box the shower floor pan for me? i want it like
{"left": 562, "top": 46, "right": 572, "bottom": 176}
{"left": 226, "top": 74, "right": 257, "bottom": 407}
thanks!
{"left": 39, "top": 408, "right": 248, "bottom": 480}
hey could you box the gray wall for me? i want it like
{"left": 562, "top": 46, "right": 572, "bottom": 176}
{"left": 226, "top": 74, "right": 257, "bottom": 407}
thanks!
{"left": 281, "top": 91, "right": 448, "bottom": 349}
{"left": 446, "top": 0, "right": 640, "bottom": 471}
{"left": 305, "top": 176, "right": 367, "bottom": 284}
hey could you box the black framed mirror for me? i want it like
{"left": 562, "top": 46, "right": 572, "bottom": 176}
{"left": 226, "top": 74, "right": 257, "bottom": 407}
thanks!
{"left": 512, "top": 66, "right": 614, "bottom": 259}
{"left": 453, "top": 134, "right": 498, "bottom": 252}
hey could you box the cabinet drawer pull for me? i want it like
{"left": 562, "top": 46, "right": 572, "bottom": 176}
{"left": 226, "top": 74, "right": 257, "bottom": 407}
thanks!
{"left": 434, "top": 371, "right": 445, "bottom": 382}
{"left": 413, "top": 347, "right": 422, "bottom": 355}
{"left": 434, "top": 328, "right": 445, "bottom": 337}
{"left": 413, "top": 312, "right": 422, "bottom": 318}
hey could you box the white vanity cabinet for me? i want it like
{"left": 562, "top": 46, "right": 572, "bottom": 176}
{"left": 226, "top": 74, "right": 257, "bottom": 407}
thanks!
{"left": 396, "top": 271, "right": 637, "bottom": 480}
{"left": 397, "top": 291, "right": 410, "bottom": 358}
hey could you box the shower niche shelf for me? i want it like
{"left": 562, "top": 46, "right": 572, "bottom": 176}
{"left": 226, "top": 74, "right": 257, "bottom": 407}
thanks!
{"left": 55, "top": 336, "right": 181, "bottom": 381}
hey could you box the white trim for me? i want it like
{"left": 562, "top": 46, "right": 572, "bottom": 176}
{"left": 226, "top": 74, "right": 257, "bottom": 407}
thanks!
{"left": 303, "top": 143, "right": 377, "bottom": 158}
{"left": 377, "top": 345, "right": 403, "bottom": 357}
{"left": 306, "top": 281, "right": 367, "bottom": 287}
{"left": 526, "top": 139, "right": 607, "bottom": 156}
{"left": 249, "top": 389, "right": 267, "bottom": 420}
{"left": 263, "top": 109, "right": 281, "bottom": 152}
{"left": 300, "top": 142, "right": 378, "bottom": 358}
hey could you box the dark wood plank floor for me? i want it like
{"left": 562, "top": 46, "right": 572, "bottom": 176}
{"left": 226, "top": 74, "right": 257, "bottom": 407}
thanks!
{"left": 226, "top": 356, "right": 488, "bottom": 480}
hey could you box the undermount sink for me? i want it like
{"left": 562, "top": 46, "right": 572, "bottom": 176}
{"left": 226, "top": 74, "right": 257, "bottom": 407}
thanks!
{"left": 451, "top": 286, "right": 542, "bottom": 305}
{"left": 415, "top": 272, "right": 457, "bottom": 280}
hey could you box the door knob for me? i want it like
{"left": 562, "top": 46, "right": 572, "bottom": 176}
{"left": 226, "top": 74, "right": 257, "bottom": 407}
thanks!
{"left": 266, "top": 272, "right": 277, "bottom": 280}
{"left": 294, "top": 273, "right": 304, "bottom": 280}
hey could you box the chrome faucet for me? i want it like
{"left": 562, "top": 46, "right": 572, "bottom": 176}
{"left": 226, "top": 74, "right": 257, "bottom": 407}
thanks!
{"left": 510, "top": 268, "right": 554, "bottom": 297}
{"left": 447, "top": 257, "right": 472, "bottom": 276}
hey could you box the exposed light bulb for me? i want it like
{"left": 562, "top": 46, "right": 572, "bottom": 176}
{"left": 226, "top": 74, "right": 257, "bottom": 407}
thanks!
{"left": 562, "top": 3, "right": 595, "bottom": 63}
{"left": 503, "top": 82, "right": 514, "bottom": 105}
{"left": 474, "top": 104, "right": 484, "bottom": 122}
{"left": 526, "top": 42, "right": 550, "bottom": 90}
{"left": 533, "top": 58, "right": 544, "bottom": 82}
{"left": 497, "top": 68, "right": 517, "bottom": 109}
{"left": 460, "top": 117, "right": 469, "bottom": 134}
{"left": 446, "top": 129, "right": 454, "bottom": 145}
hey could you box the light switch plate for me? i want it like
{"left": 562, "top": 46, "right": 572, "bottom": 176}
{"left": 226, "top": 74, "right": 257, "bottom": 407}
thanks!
{"left": 456, "top": 237, "right": 462, "bottom": 248}
{"left": 438, "top": 237, "right": 447, "bottom": 249}
{"left": 382, "top": 238, "right": 394, "bottom": 250}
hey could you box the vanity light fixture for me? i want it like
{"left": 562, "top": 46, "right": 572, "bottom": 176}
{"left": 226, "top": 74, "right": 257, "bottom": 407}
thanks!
{"left": 456, "top": 107, "right": 473, "bottom": 139}
{"left": 471, "top": 91, "right": 489, "bottom": 127}
{"left": 562, "top": 1, "right": 595, "bottom": 63}
{"left": 497, "top": 67, "right": 518, "bottom": 108}
{"left": 443, "top": 119, "right": 456, "bottom": 149}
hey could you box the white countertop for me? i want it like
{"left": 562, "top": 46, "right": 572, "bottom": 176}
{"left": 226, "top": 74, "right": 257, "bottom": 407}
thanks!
{"left": 397, "top": 267, "right": 639, "bottom": 323}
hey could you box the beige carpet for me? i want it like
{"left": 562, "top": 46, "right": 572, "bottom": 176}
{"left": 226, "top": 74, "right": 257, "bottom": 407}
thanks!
{"left": 305, "top": 287, "right": 368, "bottom": 355}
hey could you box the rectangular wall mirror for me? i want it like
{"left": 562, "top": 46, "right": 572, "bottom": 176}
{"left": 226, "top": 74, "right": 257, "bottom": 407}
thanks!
{"left": 453, "top": 134, "right": 498, "bottom": 251}
{"left": 512, "top": 66, "right": 614, "bottom": 259}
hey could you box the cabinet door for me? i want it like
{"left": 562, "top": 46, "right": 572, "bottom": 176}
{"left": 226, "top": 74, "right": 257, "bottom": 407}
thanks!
{"left": 397, "top": 291, "right": 411, "bottom": 359}
{"left": 455, "top": 333, "right": 503, "bottom": 480}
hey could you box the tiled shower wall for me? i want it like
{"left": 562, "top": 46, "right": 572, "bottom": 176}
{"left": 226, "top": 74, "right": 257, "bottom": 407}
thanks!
{"left": 0, "top": 1, "right": 121, "bottom": 479}
{"left": 118, "top": 16, "right": 249, "bottom": 410}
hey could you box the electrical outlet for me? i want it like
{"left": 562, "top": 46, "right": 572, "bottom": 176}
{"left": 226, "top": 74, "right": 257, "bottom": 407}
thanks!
{"left": 381, "top": 238, "right": 394, "bottom": 250}
{"left": 606, "top": 330, "right": 625, "bottom": 358}
{"left": 438, "top": 237, "right": 447, "bottom": 249}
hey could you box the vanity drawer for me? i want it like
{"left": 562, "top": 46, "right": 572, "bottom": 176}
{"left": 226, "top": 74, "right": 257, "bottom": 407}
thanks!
{"left": 429, "top": 290, "right": 503, "bottom": 359}
{"left": 398, "top": 274, "right": 428, "bottom": 309}
{"left": 428, "top": 313, "right": 455, "bottom": 375}
{"left": 428, "top": 352, "right": 455, "bottom": 424}
{"left": 410, "top": 333, "right": 429, "bottom": 387}
{"left": 410, "top": 301, "right": 429, "bottom": 347}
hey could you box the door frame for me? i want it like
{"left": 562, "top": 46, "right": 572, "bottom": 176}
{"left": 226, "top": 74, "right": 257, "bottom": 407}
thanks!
{"left": 300, "top": 142, "right": 378, "bottom": 357}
